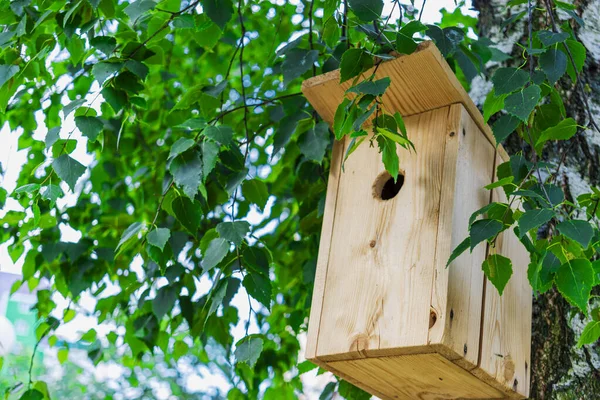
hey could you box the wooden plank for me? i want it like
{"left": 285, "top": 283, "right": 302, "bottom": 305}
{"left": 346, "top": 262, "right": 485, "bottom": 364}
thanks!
{"left": 428, "top": 105, "right": 496, "bottom": 369}
{"left": 305, "top": 139, "right": 345, "bottom": 360}
{"left": 329, "top": 353, "right": 505, "bottom": 400}
{"left": 315, "top": 107, "right": 449, "bottom": 359}
{"left": 474, "top": 151, "right": 532, "bottom": 399}
{"left": 302, "top": 41, "right": 497, "bottom": 147}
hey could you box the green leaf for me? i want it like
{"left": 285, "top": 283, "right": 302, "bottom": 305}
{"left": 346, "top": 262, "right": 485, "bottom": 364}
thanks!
{"left": 396, "top": 32, "right": 418, "bottom": 54}
{"left": 124, "top": 0, "right": 156, "bottom": 21}
{"left": 491, "top": 67, "right": 529, "bottom": 95}
{"left": 348, "top": 78, "right": 391, "bottom": 97}
{"left": 52, "top": 155, "right": 86, "bottom": 191}
{"left": 217, "top": 221, "right": 250, "bottom": 246}
{"left": 539, "top": 48, "right": 567, "bottom": 84}
{"left": 57, "top": 348, "right": 69, "bottom": 364}
{"left": 174, "top": 14, "right": 196, "bottom": 29}
{"left": 338, "top": 380, "right": 372, "bottom": 400}
{"left": 282, "top": 49, "right": 319, "bottom": 85}
{"left": 101, "top": 86, "right": 127, "bottom": 113}
{"left": 15, "top": 184, "right": 40, "bottom": 194}
{"left": 204, "top": 125, "right": 234, "bottom": 146}
{"left": 202, "top": 140, "right": 220, "bottom": 178}
{"left": 243, "top": 272, "right": 272, "bottom": 309}
{"left": 208, "top": 279, "right": 229, "bottom": 317}
{"left": 169, "top": 150, "right": 203, "bottom": 199}
{"left": 555, "top": 259, "right": 594, "bottom": 314}
{"left": 565, "top": 39, "right": 586, "bottom": 82}
{"left": 116, "top": 222, "right": 144, "bottom": 253}
{"left": 482, "top": 88, "right": 506, "bottom": 122}
{"left": 518, "top": 209, "right": 554, "bottom": 237}
{"left": 125, "top": 60, "right": 149, "bottom": 80}
{"left": 40, "top": 185, "right": 63, "bottom": 207}
{"left": 447, "top": 237, "right": 470, "bottom": 267}
{"left": 504, "top": 85, "right": 541, "bottom": 122}
{"left": 470, "top": 219, "right": 503, "bottom": 250}
{"left": 148, "top": 228, "right": 171, "bottom": 251}
{"left": 172, "top": 196, "right": 201, "bottom": 236}
{"left": 537, "top": 30, "right": 569, "bottom": 47}
{"left": 152, "top": 285, "right": 178, "bottom": 320}
{"left": 482, "top": 254, "right": 513, "bottom": 295}
{"left": 400, "top": 20, "right": 428, "bottom": 37}
{"left": 19, "top": 389, "right": 44, "bottom": 400}
{"left": 333, "top": 98, "right": 351, "bottom": 140}
{"left": 75, "top": 116, "right": 103, "bottom": 142}
{"left": 298, "top": 360, "right": 318, "bottom": 374}
{"left": 339, "top": 48, "right": 374, "bottom": 83}
{"left": 92, "top": 61, "right": 123, "bottom": 85}
{"left": 169, "top": 138, "right": 196, "bottom": 159}
{"left": 200, "top": 0, "right": 233, "bottom": 28}
{"left": 347, "top": 0, "right": 383, "bottom": 22}
{"left": 242, "top": 179, "right": 269, "bottom": 210}
{"left": 0, "top": 64, "right": 19, "bottom": 88}
{"left": 299, "top": 122, "right": 330, "bottom": 163}
{"left": 536, "top": 118, "right": 578, "bottom": 146}
{"left": 378, "top": 136, "right": 399, "bottom": 181}
{"left": 63, "top": 99, "right": 86, "bottom": 118}
{"left": 234, "top": 336, "right": 264, "bottom": 367}
{"left": 90, "top": 36, "right": 116, "bottom": 56}
{"left": 322, "top": 16, "right": 341, "bottom": 48}
{"left": 556, "top": 220, "right": 594, "bottom": 249}
{"left": 201, "top": 238, "right": 230, "bottom": 272}
{"left": 484, "top": 177, "right": 514, "bottom": 190}
{"left": 577, "top": 316, "right": 600, "bottom": 347}
{"left": 492, "top": 114, "right": 520, "bottom": 143}
{"left": 173, "top": 340, "right": 190, "bottom": 359}
{"left": 426, "top": 25, "right": 464, "bottom": 57}
{"left": 243, "top": 246, "right": 271, "bottom": 276}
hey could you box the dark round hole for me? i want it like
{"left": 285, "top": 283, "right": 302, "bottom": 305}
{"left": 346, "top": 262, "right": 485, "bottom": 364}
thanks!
{"left": 381, "top": 175, "right": 404, "bottom": 200}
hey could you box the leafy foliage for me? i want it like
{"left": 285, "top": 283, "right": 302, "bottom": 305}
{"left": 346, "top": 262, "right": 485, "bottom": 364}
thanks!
{"left": 2, "top": 0, "right": 600, "bottom": 399}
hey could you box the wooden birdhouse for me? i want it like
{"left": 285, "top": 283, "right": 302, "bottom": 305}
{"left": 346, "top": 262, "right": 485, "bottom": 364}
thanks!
{"left": 302, "top": 42, "right": 532, "bottom": 400}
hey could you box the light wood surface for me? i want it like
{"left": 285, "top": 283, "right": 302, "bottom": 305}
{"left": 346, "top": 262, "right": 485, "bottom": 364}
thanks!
{"left": 302, "top": 41, "right": 532, "bottom": 399}
{"left": 302, "top": 41, "right": 496, "bottom": 147}
{"left": 314, "top": 107, "right": 449, "bottom": 359}
{"left": 330, "top": 353, "right": 505, "bottom": 400}
{"left": 429, "top": 105, "right": 495, "bottom": 369}
{"left": 305, "top": 139, "right": 345, "bottom": 360}
{"left": 474, "top": 152, "right": 532, "bottom": 399}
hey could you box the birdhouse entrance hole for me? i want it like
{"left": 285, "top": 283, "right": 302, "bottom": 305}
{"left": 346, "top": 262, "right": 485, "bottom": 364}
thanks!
{"left": 373, "top": 171, "right": 404, "bottom": 200}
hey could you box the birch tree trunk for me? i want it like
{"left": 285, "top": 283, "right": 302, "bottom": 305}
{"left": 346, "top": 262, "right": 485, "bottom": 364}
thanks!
{"left": 472, "top": 1, "right": 600, "bottom": 398}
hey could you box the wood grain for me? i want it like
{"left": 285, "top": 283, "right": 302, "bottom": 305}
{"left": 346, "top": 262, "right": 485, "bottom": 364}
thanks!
{"left": 302, "top": 41, "right": 497, "bottom": 147}
{"left": 305, "top": 139, "right": 345, "bottom": 359}
{"left": 330, "top": 353, "right": 505, "bottom": 400}
{"left": 314, "top": 107, "right": 449, "bottom": 359}
{"left": 474, "top": 152, "right": 532, "bottom": 399}
{"left": 429, "top": 105, "right": 496, "bottom": 370}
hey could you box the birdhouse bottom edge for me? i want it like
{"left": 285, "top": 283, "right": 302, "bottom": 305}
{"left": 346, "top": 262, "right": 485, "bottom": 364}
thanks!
{"left": 307, "top": 344, "right": 527, "bottom": 400}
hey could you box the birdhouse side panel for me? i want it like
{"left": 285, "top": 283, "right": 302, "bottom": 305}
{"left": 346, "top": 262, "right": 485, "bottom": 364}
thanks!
{"left": 476, "top": 152, "right": 532, "bottom": 399}
{"left": 305, "top": 139, "right": 345, "bottom": 360}
{"left": 313, "top": 107, "right": 451, "bottom": 360}
{"left": 428, "top": 105, "right": 496, "bottom": 368}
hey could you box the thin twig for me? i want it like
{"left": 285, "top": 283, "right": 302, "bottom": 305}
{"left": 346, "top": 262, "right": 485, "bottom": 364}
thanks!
{"left": 28, "top": 323, "right": 55, "bottom": 388}
{"left": 342, "top": 0, "right": 349, "bottom": 49}
{"left": 308, "top": 0, "right": 316, "bottom": 76}
{"left": 418, "top": 0, "right": 428, "bottom": 22}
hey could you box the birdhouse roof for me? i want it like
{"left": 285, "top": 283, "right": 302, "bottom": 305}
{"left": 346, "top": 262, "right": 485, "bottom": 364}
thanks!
{"left": 302, "top": 41, "right": 498, "bottom": 148}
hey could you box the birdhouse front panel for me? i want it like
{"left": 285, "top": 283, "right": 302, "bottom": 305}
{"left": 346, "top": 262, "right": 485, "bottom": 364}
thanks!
{"left": 302, "top": 42, "right": 531, "bottom": 400}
